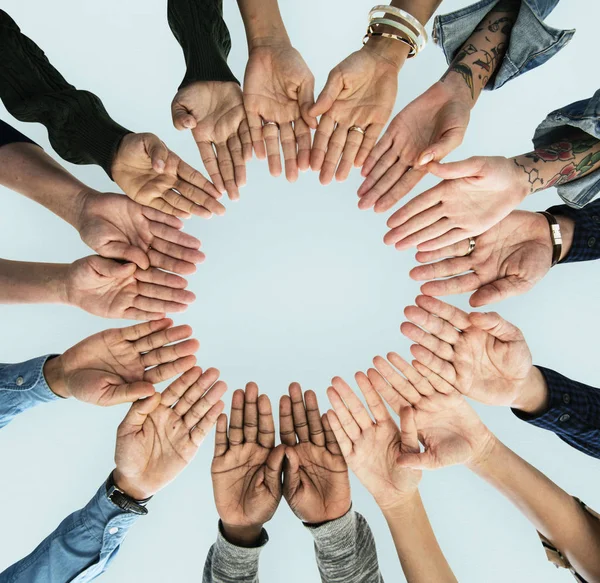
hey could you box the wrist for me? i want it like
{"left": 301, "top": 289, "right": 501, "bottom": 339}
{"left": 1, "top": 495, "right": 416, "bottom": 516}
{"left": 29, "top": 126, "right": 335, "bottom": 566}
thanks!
{"left": 439, "top": 70, "right": 478, "bottom": 108}
{"left": 379, "top": 490, "right": 420, "bottom": 517}
{"left": 112, "top": 469, "right": 156, "bottom": 500}
{"left": 511, "top": 366, "right": 550, "bottom": 415}
{"left": 72, "top": 187, "right": 98, "bottom": 233}
{"left": 43, "top": 355, "right": 69, "bottom": 399}
{"left": 362, "top": 37, "right": 409, "bottom": 71}
{"left": 466, "top": 431, "right": 498, "bottom": 472}
{"left": 221, "top": 522, "right": 264, "bottom": 547}
{"left": 555, "top": 215, "right": 575, "bottom": 261}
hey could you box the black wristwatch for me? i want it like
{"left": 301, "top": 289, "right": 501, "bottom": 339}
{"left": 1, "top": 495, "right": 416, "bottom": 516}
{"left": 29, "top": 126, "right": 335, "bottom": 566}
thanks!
{"left": 106, "top": 471, "right": 151, "bottom": 516}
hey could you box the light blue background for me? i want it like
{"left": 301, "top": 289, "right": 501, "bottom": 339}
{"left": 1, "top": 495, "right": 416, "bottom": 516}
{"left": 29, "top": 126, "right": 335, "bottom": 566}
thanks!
{"left": 0, "top": 1, "right": 599, "bottom": 582}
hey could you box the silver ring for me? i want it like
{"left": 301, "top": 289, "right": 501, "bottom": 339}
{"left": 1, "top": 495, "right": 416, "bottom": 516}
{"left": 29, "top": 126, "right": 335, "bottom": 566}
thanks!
{"left": 465, "top": 237, "right": 476, "bottom": 256}
{"left": 263, "top": 121, "right": 279, "bottom": 127}
{"left": 348, "top": 125, "right": 366, "bottom": 136}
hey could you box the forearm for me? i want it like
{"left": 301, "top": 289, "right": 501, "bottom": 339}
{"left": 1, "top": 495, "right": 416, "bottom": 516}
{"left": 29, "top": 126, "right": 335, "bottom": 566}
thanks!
{"left": 382, "top": 493, "right": 456, "bottom": 583}
{"left": 0, "top": 142, "right": 89, "bottom": 228}
{"left": 0, "top": 259, "right": 69, "bottom": 304}
{"left": 441, "top": 0, "right": 518, "bottom": 102}
{"left": 236, "top": 0, "right": 290, "bottom": 50}
{"left": 470, "top": 438, "right": 600, "bottom": 581}
{"left": 512, "top": 129, "right": 600, "bottom": 195}
{"left": 0, "top": 10, "right": 130, "bottom": 176}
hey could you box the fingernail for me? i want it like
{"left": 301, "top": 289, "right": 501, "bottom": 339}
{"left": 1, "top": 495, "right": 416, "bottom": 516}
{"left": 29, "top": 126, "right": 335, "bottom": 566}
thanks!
{"left": 183, "top": 119, "right": 194, "bottom": 129}
{"left": 155, "top": 159, "right": 165, "bottom": 172}
{"left": 419, "top": 152, "right": 434, "bottom": 166}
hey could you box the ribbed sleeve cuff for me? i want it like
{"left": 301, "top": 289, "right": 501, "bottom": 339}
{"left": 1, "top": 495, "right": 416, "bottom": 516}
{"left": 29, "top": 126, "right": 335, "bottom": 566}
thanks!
{"left": 304, "top": 509, "right": 356, "bottom": 544}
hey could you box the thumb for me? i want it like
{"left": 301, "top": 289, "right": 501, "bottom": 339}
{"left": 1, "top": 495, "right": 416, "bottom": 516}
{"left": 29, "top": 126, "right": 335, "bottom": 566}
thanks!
{"left": 470, "top": 276, "right": 530, "bottom": 308}
{"left": 298, "top": 79, "right": 317, "bottom": 129}
{"left": 263, "top": 444, "right": 286, "bottom": 494}
{"left": 417, "top": 127, "right": 466, "bottom": 167}
{"left": 283, "top": 446, "right": 301, "bottom": 496}
{"left": 171, "top": 100, "right": 197, "bottom": 131}
{"left": 396, "top": 450, "right": 436, "bottom": 470}
{"left": 425, "top": 157, "right": 485, "bottom": 180}
{"left": 109, "top": 381, "right": 157, "bottom": 407}
{"left": 469, "top": 311, "right": 525, "bottom": 343}
{"left": 310, "top": 72, "right": 343, "bottom": 118}
{"left": 118, "top": 390, "right": 161, "bottom": 429}
{"left": 144, "top": 133, "right": 169, "bottom": 173}
{"left": 90, "top": 256, "right": 137, "bottom": 279}
{"left": 399, "top": 407, "right": 420, "bottom": 452}
{"left": 100, "top": 241, "right": 150, "bottom": 271}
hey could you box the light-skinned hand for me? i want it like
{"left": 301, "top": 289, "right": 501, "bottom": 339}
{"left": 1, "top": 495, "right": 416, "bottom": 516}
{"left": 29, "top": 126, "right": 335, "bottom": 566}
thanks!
{"left": 172, "top": 81, "right": 252, "bottom": 200}
{"left": 358, "top": 78, "right": 471, "bottom": 212}
{"left": 211, "top": 383, "right": 286, "bottom": 546}
{"left": 385, "top": 156, "right": 530, "bottom": 251}
{"left": 326, "top": 374, "right": 421, "bottom": 510}
{"left": 113, "top": 367, "right": 226, "bottom": 499}
{"left": 43, "top": 318, "right": 199, "bottom": 405}
{"left": 77, "top": 191, "right": 204, "bottom": 274}
{"left": 66, "top": 255, "right": 195, "bottom": 320}
{"left": 400, "top": 295, "right": 534, "bottom": 408}
{"left": 410, "top": 211, "right": 555, "bottom": 306}
{"left": 243, "top": 41, "right": 316, "bottom": 182}
{"left": 368, "top": 353, "right": 494, "bottom": 470}
{"left": 310, "top": 46, "right": 399, "bottom": 185}
{"left": 111, "top": 132, "right": 225, "bottom": 218}
{"left": 279, "top": 383, "right": 350, "bottom": 524}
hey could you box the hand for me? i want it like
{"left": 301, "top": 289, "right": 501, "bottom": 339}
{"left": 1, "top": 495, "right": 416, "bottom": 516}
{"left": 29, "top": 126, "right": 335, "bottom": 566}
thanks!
{"left": 66, "top": 255, "right": 195, "bottom": 320}
{"left": 279, "top": 383, "right": 350, "bottom": 523}
{"left": 384, "top": 156, "right": 530, "bottom": 252}
{"left": 399, "top": 295, "right": 534, "bottom": 408}
{"left": 358, "top": 78, "right": 471, "bottom": 212}
{"left": 309, "top": 45, "right": 401, "bottom": 185}
{"left": 77, "top": 191, "right": 204, "bottom": 274}
{"left": 172, "top": 81, "right": 252, "bottom": 200}
{"left": 368, "top": 353, "right": 494, "bottom": 469}
{"left": 409, "top": 211, "right": 555, "bottom": 306}
{"left": 111, "top": 132, "right": 225, "bottom": 218}
{"left": 243, "top": 42, "right": 316, "bottom": 182}
{"left": 326, "top": 375, "right": 421, "bottom": 510}
{"left": 43, "top": 319, "right": 199, "bottom": 405}
{"left": 114, "top": 367, "right": 226, "bottom": 499}
{"left": 211, "top": 383, "right": 286, "bottom": 545}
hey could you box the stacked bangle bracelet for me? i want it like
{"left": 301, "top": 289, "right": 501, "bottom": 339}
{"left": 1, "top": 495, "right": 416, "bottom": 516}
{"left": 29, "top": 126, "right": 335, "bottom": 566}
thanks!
{"left": 363, "top": 5, "right": 427, "bottom": 57}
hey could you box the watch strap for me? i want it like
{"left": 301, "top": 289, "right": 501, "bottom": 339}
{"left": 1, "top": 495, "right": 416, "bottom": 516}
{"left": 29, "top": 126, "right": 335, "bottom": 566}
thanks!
{"left": 538, "top": 211, "right": 562, "bottom": 267}
{"left": 106, "top": 471, "right": 151, "bottom": 516}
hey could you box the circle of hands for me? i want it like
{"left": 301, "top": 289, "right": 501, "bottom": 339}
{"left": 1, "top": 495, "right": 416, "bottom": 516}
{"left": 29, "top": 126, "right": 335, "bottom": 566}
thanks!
{"left": 53, "top": 29, "right": 563, "bottom": 539}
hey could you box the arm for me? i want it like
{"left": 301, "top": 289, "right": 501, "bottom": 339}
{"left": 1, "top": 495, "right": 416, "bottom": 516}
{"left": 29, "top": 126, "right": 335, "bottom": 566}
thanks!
{"left": 0, "top": 259, "right": 69, "bottom": 305}
{"left": 0, "top": 118, "right": 37, "bottom": 148}
{"left": 469, "top": 438, "right": 600, "bottom": 582}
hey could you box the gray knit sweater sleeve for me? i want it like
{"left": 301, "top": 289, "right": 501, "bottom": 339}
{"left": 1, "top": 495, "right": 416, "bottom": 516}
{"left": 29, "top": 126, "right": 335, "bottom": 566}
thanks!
{"left": 305, "top": 510, "right": 384, "bottom": 583}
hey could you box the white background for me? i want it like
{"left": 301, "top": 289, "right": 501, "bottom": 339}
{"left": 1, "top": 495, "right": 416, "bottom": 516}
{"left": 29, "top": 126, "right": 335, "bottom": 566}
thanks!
{"left": 1, "top": 1, "right": 599, "bottom": 582}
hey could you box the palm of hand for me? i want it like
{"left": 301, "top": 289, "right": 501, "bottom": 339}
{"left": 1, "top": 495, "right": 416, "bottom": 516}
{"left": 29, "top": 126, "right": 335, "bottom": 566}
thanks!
{"left": 244, "top": 46, "right": 307, "bottom": 121}
{"left": 285, "top": 442, "right": 350, "bottom": 523}
{"left": 349, "top": 421, "right": 421, "bottom": 507}
{"left": 453, "top": 328, "right": 532, "bottom": 406}
{"left": 212, "top": 444, "right": 280, "bottom": 527}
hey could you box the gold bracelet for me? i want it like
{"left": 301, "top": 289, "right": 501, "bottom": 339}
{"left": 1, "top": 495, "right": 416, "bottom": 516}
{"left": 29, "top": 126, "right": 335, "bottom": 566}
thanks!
{"left": 363, "top": 28, "right": 418, "bottom": 58}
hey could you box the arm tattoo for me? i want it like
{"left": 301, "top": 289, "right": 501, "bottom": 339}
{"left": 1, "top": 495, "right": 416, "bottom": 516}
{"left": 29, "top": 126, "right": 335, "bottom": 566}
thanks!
{"left": 514, "top": 160, "right": 544, "bottom": 192}
{"left": 441, "top": 44, "right": 477, "bottom": 99}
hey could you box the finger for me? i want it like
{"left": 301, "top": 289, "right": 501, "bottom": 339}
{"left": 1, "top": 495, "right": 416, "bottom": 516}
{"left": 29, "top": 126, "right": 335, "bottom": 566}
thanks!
{"left": 426, "top": 157, "right": 484, "bottom": 180}
{"left": 144, "top": 354, "right": 197, "bottom": 384}
{"left": 304, "top": 390, "right": 325, "bottom": 447}
{"left": 198, "top": 141, "right": 225, "bottom": 194}
{"left": 372, "top": 355, "right": 424, "bottom": 404}
{"left": 108, "top": 381, "right": 157, "bottom": 406}
{"left": 228, "top": 389, "right": 245, "bottom": 446}
{"left": 399, "top": 406, "right": 420, "bottom": 452}
{"left": 91, "top": 257, "right": 137, "bottom": 279}
{"left": 414, "top": 239, "right": 473, "bottom": 264}
{"left": 319, "top": 125, "right": 347, "bottom": 185}
{"left": 355, "top": 124, "right": 382, "bottom": 169}
{"left": 330, "top": 377, "right": 372, "bottom": 431}
{"left": 310, "top": 71, "right": 343, "bottom": 118}
{"left": 335, "top": 128, "right": 364, "bottom": 182}
{"left": 190, "top": 400, "right": 226, "bottom": 447}
{"left": 326, "top": 386, "right": 362, "bottom": 441}
{"left": 279, "top": 394, "right": 297, "bottom": 446}
{"left": 403, "top": 304, "right": 461, "bottom": 344}
{"left": 325, "top": 410, "right": 353, "bottom": 458}
{"left": 171, "top": 100, "right": 197, "bottom": 131}
{"left": 298, "top": 78, "right": 317, "bottom": 129}
{"left": 133, "top": 294, "right": 188, "bottom": 315}
{"left": 414, "top": 295, "right": 471, "bottom": 330}
{"left": 246, "top": 112, "right": 266, "bottom": 160}
{"left": 100, "top": 241, "right": 150, "bottom": 271}
{"left": 411, "top": 361, "right": 456, "bottom": 395}
{"left": 173, "top": 367, "right": 220, "bottom": 415}
{"left": 215, "top": 142, "right": 239, "bottom": 201}
{"left": 243, "top": 382, "right": 259, "bottom": 443}
{"left": 409, "top": 255, "right": 473, "bottom": 283}
{"left": 177, "top": 158, "right": 221, "bottom": 200}
{"left": 366, "top": 368, "right": 411, "bottom": 415}
{"left": 141, "top": 337, "right": 199, "bottom": 367}
{"left": 228, "top": 133, "right": 246, "bottom": 188}
{"left": 358, "top": 152, "right": 404, "bottom": 202}
{"left": 470, "top": 276, "right": 529, "bottom": 307}
{"left": 373, "top": 168, "right": 428, "bottom": 213}
{"left": 136, "top": 281, "right": 195, "bottom": 305}
{"left": 118, "top": 392, "right": 161, "bottom": 431}
{"left": 258, "top": 393, "right": 275, "bottom": 449}
{"left": 147, "top": 249, "right": 200, "bottom": 276}
{"left": 280, "top": 122, "right": 299, "bottom": 183}
{"left": 416, "top": 127, "right": 465, "bottom": 167}
{"left": 148, "top": 197, "right": 187, "bottom": 219}
{"left": 134, "top": 267, "right": 188, "bottom": 290}
{"left": 147, "top": 136, "right": 169, "bottom": 174}
{"left": 173, "top": 179, "right": 226, "bottom": 216}
{"left": 288, "top": 382, "right": 310, "bottom": 443}
{"left": 134, "top": 323, "right": 192, "bottom": 353}
{"left": 214, "top": 413, "right": 229, "bottom": 457}
{"left": 420, "top": 273, "right": 481, "bottom": 298}
{"left": 321, "top": 413, "right": 342, "bottom": 455}
{"left": 469, "top": 311, "right": 525, "bottom": 342}
{"left": 122, "top": 307, "right": 165, "bottom": 321}
{"left": 386, "top": 185, "right": 444, "bottom": 230}
{"left": 183, "top": 380, "right": 228, "bottom": 430}
{"left": 239, "top": 118, "right": 253, "bottom": 162}
{"left": 416, "top": 228, "right": 472, "bottom": 253}
{"left": 263, "top": 122, "right": 282, "bottom": 177}
{"left": 264, "top": 444, "right": 286, "bottom": 494}
{"left": 400, "top": 322, "right": 454, "bottom": 362}
{"left": 121, "top": 318, "right": 172, "bottom": 342}
{"left": 294, "top": 118, "right": 312, "bottom": 172}
{"left": 354, "top": 371, "right": 391, "bottom": 423}
{"left": 161, "top": 366, "right": 203, "bottom": 408}
{"left": 409, "top": 344, "right": 457, "bottom": 385}
{"left": 360, "top": 132, "right": 393, "bottom": 181}
{"left": 159, "top": 188, "right": 211, "bottom": 219}
{"left": 283, "top": 445, "right": 301, "bottom": 495}
{"left": 387, "top": 352, "right": 437, "bottom": 398}
{"left": 384, "top": 206, "right": 446, "bottom": 248}
{"left": 310, "top": 114, "right": 335, "bottom": 172}
{"left": 396, "top": 450, "right": 437, "bottom": 470}
{"left": 143, "top": 207, "right": 198, "bottom": 241}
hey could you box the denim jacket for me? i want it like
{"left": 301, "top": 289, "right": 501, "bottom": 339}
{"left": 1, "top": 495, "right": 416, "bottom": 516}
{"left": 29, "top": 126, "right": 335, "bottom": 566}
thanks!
{"left": 433, "top": 0, "right": 574, "bottom": 90}
{"left": 0, "top": 356, "right": 139, "bottom": 582}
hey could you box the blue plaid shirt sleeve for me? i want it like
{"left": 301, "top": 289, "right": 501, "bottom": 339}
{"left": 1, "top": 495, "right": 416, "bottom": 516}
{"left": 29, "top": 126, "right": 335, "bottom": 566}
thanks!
{"left": 512, "top": 366, "right": 600, "bottom": 459}
{"left": 547, "top": 199, "right": 600, "bottom": 263}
